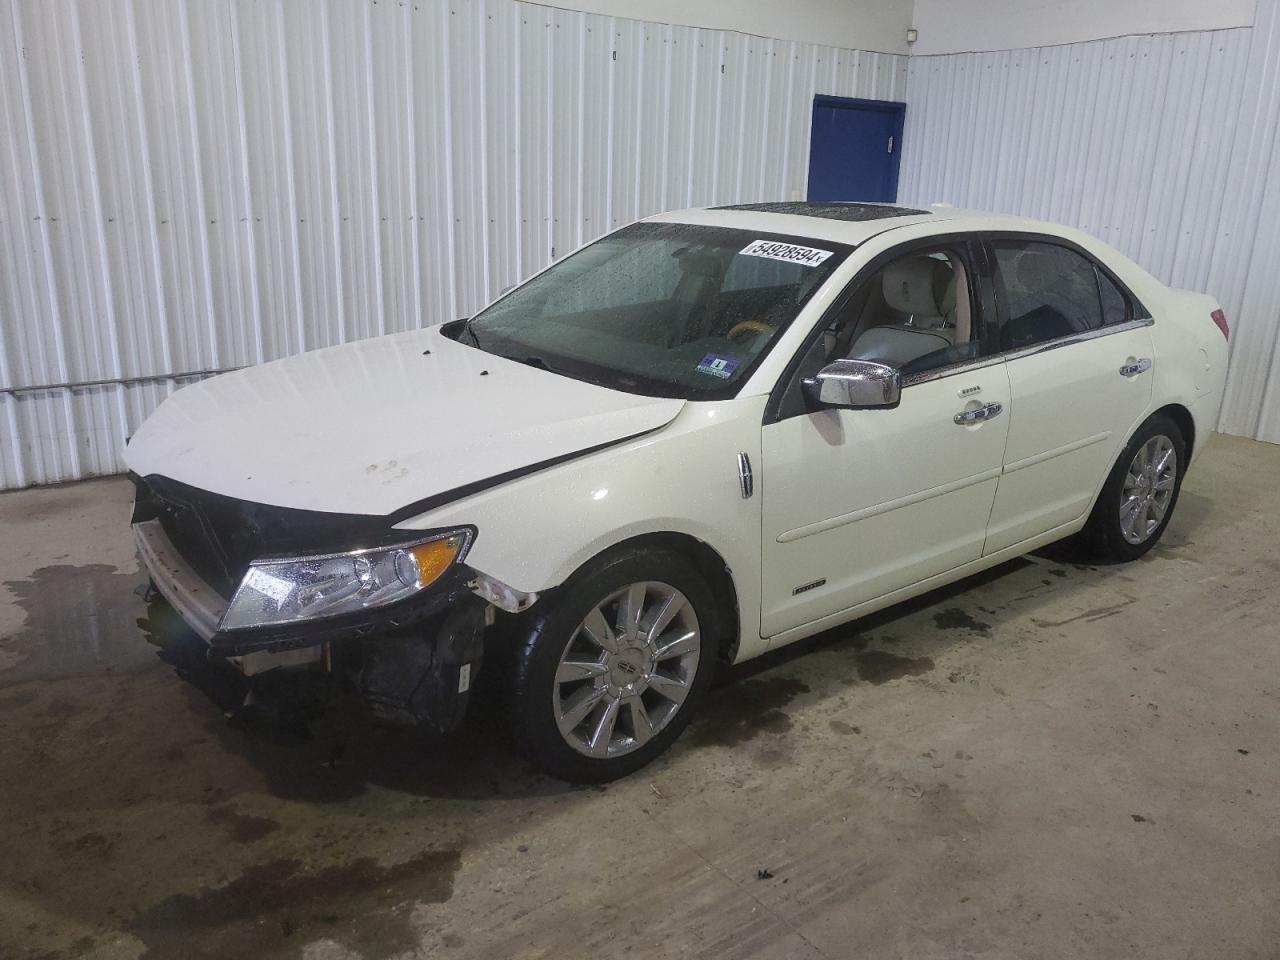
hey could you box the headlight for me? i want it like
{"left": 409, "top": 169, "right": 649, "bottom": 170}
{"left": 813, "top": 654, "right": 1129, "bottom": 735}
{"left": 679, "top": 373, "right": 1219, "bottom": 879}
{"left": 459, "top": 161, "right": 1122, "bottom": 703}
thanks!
{"left": 220, "top": 531, "right": 470, "bottom": 631}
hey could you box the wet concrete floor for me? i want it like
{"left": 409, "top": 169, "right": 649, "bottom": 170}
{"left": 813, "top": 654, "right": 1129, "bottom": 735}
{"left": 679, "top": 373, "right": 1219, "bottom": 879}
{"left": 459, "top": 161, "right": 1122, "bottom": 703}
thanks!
{"left": 1, "top": 434, "right": 1278, "bottom": 959}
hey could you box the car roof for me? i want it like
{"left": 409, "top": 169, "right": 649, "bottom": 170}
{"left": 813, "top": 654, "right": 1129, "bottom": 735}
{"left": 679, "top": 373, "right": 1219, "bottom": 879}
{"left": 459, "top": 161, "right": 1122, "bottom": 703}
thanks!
{"left": 645, "top": 202, "right": 1055, "bottom": 247}
{"left": 714, "top": 201, "right": 933, "bottom": 221}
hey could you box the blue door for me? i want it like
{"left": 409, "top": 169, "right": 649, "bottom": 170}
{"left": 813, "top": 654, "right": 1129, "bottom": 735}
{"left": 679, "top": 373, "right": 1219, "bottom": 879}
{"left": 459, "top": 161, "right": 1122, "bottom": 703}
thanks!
{"left": 806, "top": 96, "right": 906, "bottom": 202}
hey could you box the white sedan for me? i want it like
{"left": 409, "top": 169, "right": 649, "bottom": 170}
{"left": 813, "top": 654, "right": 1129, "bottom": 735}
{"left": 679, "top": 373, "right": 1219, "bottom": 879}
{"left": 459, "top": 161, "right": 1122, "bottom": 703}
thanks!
{"left": 125, "top": 202, "right": 1229, "bottom": 781}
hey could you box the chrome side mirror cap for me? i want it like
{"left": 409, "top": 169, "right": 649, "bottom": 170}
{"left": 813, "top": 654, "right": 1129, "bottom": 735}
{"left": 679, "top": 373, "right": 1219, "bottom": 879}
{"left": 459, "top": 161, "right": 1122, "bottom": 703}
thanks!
{"left": 802, "top": 359, "right": 901, "bottom": 410}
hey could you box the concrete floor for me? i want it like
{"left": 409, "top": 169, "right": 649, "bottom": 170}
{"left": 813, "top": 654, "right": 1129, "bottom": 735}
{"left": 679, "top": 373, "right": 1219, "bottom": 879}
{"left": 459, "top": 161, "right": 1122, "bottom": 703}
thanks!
{"left": 1, "top": 433, "right": 1278, "bottom": 960}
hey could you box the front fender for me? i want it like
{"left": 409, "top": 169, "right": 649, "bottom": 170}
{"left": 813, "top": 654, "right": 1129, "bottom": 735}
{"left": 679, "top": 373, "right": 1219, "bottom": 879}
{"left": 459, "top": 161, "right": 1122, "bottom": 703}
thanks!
{"left": 393, "top": 397, "right": 769, "bottom": 662}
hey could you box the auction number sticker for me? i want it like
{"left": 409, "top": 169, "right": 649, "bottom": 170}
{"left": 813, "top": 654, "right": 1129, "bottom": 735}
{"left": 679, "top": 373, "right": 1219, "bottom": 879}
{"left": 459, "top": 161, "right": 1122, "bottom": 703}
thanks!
{"left": 739, "top": 239, "right": 833, "bottom": 267}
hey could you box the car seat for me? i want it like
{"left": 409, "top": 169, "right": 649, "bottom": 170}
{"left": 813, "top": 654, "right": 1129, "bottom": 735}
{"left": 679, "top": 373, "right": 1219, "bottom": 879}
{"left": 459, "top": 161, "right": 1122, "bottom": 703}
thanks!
{"left": 845, "top": 256, "right": 960, "bottom": 368}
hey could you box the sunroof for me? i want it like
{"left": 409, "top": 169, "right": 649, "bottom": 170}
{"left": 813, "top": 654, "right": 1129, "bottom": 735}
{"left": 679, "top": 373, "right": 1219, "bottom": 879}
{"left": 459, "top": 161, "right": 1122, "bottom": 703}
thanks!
{"left": 713, "top": 201, "right": 931, "bottom": 221}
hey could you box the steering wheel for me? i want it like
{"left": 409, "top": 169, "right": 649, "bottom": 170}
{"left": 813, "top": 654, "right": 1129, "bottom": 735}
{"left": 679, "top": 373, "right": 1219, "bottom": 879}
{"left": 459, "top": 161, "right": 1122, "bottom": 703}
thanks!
{"left": 727, "top": 319, "right": 776, "bottom": 343}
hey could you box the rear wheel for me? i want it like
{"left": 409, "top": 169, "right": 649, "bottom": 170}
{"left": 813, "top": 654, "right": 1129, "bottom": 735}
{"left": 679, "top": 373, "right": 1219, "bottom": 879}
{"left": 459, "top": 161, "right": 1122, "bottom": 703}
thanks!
{"left": 1080, "top": 414, "right": 1185, "bottom": 562}
{"left": 507, "top": 547, "right": 719, "bottom": 782}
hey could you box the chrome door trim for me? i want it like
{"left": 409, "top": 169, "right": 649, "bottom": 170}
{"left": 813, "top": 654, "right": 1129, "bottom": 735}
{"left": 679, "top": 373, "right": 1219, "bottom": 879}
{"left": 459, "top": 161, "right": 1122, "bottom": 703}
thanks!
{"left": 776, "top": 467, "right": 1003, "bottom": 543}
{"left": 901, "top": 353, "right": 1006, "bottom": 389}
{"left": 999, "top": 317, "right": 1155, "bottom": 363}
{"left": 900, "top": 317, "right": 1155, "bottom": 389}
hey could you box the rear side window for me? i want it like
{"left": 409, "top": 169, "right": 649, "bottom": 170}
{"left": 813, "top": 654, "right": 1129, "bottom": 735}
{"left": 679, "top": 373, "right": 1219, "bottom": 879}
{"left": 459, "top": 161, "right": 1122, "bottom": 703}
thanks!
{"left": 990, "top": 240, "right": 1131, "bottom": 350}
{"left": 1097, "top": 268, "right": 1132, "bottom": 326}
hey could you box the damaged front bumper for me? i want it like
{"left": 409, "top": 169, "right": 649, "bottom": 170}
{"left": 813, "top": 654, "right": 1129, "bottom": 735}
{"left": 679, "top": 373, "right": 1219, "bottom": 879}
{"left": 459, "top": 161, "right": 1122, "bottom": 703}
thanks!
{"left": 134, "top": 518, "right": 226, "bottom": 644}
{"left": 129, "top": 476, "right": 526, "bottom": 732}
{"left": 135, "top": 517, "right": 322, "bottom": 676}
{"left": 133, "top": 516, "right": 478, "bottom": 655}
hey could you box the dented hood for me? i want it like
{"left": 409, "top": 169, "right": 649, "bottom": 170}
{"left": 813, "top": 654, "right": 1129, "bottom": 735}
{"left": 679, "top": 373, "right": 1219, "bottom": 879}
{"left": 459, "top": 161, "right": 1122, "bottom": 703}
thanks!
{"left": 125, "top": 327, "right": 685, "bottom": 516}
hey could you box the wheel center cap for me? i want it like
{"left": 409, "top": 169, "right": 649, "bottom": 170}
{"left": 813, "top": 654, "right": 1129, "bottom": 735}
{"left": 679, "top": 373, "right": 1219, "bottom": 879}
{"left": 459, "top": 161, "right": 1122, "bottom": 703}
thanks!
{"left": 609, "top": 648, "right": 648, "bottom": 690}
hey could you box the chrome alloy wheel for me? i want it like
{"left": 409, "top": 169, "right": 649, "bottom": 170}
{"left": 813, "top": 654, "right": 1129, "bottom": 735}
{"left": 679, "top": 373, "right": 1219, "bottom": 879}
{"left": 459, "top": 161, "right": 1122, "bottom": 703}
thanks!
{"left": 1120, "top": 434, "right": 1177, "bottom": 545}
{"left": 552, "top": 581, "right": 701, "bottom": 759}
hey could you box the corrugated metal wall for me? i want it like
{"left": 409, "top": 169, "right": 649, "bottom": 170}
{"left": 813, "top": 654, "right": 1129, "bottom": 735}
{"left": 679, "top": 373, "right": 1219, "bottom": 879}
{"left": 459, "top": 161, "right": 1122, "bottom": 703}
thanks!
{"left": 900, "top": 0, "right": 1280, "bottom": 443}
{"left": 0, "top": 0, "right": 906, "bottom": 489}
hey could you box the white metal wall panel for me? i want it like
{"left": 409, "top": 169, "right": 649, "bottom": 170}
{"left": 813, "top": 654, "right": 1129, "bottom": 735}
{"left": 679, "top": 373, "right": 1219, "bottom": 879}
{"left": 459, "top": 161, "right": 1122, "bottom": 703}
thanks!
{"left": 900, "top": 0, "right": 1280, "bottom": 443}
{"left": 0, "top": 0, "right": 905, "bottom": 488}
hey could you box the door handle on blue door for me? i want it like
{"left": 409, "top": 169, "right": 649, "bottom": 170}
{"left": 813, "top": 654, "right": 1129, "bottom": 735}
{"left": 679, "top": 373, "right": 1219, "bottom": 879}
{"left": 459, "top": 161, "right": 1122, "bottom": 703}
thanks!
{"left": 954, "top": 401, "right": 1003, "bottom": 425}
{"left": 1120, "top": 358, "right": 1152, "bottom": 377}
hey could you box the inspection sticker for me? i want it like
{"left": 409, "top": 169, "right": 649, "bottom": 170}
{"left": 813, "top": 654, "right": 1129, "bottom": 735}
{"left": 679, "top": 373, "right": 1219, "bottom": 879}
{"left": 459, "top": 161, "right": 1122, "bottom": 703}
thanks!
{"left": 696, "top": 353, "right": 741, "bottom": 379}
{"left": 739, "top": 239, "right": 833, "bottom": 267}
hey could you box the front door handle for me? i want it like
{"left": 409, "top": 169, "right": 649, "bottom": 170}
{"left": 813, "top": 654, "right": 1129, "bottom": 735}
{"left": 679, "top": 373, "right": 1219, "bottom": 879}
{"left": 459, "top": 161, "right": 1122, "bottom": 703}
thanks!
{"left": 954, "top": 401, "right": 1003, "bottom": 425}
{"left": 1120, "top": 358, "right": 1152, "bottom": 377}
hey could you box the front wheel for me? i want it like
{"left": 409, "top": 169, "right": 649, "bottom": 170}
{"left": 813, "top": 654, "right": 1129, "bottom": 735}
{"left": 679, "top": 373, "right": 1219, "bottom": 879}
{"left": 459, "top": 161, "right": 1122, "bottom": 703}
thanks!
{"left": 1080, "top": 414, "right": 1186, "bottom": 562}
{"left": 507, "top": 547, "right": 720, "bottom": 782}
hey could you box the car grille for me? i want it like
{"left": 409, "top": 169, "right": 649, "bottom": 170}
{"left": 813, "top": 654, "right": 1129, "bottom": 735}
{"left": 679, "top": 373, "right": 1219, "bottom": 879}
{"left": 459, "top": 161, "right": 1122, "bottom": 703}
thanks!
{"left": 132, "top": 476, "right": 260, "bottom": 596}
{"left": 130, "top": 474, "right": 420, "bottom": 599}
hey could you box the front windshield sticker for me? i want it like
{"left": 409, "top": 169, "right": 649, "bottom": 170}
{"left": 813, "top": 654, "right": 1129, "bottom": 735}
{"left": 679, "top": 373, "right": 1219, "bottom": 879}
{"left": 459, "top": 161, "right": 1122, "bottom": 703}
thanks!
{"left": 739, "top": 239, "right": 833, "bottom": 267}
{"left": 695, "top": 353, "right": 741, "bottom": 379}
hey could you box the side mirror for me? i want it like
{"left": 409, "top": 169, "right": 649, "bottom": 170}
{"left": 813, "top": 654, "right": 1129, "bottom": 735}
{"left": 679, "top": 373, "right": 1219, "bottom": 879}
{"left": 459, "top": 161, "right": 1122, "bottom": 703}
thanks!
{"left": 802, "top": 359, "right": 901, "bottom": 410}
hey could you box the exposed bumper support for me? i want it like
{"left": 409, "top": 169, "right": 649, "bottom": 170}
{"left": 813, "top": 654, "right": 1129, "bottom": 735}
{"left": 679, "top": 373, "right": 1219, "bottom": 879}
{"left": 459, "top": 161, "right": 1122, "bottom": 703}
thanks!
{"left": 469, "top": 570, "right": 538, "bottom": 613}
{"left": 133, "top": 519, "right": 227, "bottom": 641}
{"left": 226, "top": 646, "right": 323, "bottom": 676}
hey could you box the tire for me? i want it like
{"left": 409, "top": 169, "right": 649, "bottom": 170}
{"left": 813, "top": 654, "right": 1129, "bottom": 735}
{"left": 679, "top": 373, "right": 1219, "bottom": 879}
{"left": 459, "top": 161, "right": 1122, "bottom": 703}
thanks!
{"left": 507, "top": 546, "right": 720, "bottom": 782}
{"left": 1079, "top": 414, "right": 1186, "bottom": 563}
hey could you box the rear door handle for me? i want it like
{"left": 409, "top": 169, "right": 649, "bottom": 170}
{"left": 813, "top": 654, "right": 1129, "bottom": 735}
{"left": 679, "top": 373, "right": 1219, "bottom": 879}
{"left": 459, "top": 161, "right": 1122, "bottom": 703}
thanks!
{"left": 954, "top": 401, "right": 1003, "bottom": 425}
{"left": 1120, "top": 358, "right": 1152, "bottom": 377}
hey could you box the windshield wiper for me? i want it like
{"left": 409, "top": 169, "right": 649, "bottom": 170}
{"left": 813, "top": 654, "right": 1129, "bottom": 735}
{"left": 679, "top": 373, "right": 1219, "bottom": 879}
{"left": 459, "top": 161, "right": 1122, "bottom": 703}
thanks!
{"left": 513, "top": 354, "right": 561, "bottom": 374}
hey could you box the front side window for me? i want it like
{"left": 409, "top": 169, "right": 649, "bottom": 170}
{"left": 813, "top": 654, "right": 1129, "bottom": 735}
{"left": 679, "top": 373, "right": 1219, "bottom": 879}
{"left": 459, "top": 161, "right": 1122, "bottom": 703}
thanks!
{"left": 463, "top": 222, "right": 850, "bottom": 399}
{"left": 808, "top": 246, "right": 980, "bottom": 379}
{"left": 990, "top": 239, "right": 1132, "bottom": 350}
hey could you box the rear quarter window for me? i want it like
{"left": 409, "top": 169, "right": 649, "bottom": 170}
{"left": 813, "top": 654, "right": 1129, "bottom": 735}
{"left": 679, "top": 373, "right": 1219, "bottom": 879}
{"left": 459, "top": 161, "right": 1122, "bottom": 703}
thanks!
{"left": 1097, "top": 267, "right": 1132, "bottom": 326}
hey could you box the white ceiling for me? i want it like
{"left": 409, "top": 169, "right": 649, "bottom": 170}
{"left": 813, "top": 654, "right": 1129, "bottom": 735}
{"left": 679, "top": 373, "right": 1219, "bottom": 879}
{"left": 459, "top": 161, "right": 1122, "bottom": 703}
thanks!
{"left": 910, "top": 0, "right": 1257, "bottom": 56}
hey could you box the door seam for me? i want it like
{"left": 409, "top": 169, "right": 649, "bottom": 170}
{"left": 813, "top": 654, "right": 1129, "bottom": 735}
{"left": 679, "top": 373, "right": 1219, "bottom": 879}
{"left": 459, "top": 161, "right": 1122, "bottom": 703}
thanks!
{"left": 979, "top": 359, "right": 1014, "bottom": 556}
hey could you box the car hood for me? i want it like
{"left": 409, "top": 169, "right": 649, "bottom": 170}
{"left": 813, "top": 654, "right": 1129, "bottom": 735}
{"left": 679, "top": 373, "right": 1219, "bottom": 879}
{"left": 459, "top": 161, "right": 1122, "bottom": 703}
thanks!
{"left": 125, "top": 327, "right": 685, "bottom": 516}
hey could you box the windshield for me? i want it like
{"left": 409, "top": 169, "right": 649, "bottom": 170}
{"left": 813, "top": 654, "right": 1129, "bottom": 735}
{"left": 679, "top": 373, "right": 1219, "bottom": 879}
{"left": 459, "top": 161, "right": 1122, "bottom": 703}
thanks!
{"left": 461, "top": 222, "right": 851, "bottom": 399}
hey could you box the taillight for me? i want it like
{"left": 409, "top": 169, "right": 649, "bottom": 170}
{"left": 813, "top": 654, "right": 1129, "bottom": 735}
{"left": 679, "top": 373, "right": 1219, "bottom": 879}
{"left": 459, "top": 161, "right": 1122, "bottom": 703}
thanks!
{"left": 1211, "top": 308, "right": 1229, "bottom": 340}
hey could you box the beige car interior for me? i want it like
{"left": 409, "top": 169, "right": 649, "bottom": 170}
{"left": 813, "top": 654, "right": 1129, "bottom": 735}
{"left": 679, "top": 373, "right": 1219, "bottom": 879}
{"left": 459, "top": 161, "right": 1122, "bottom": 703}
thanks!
{"left": 825, "top": 251, "right": 972, "bottom": 371}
